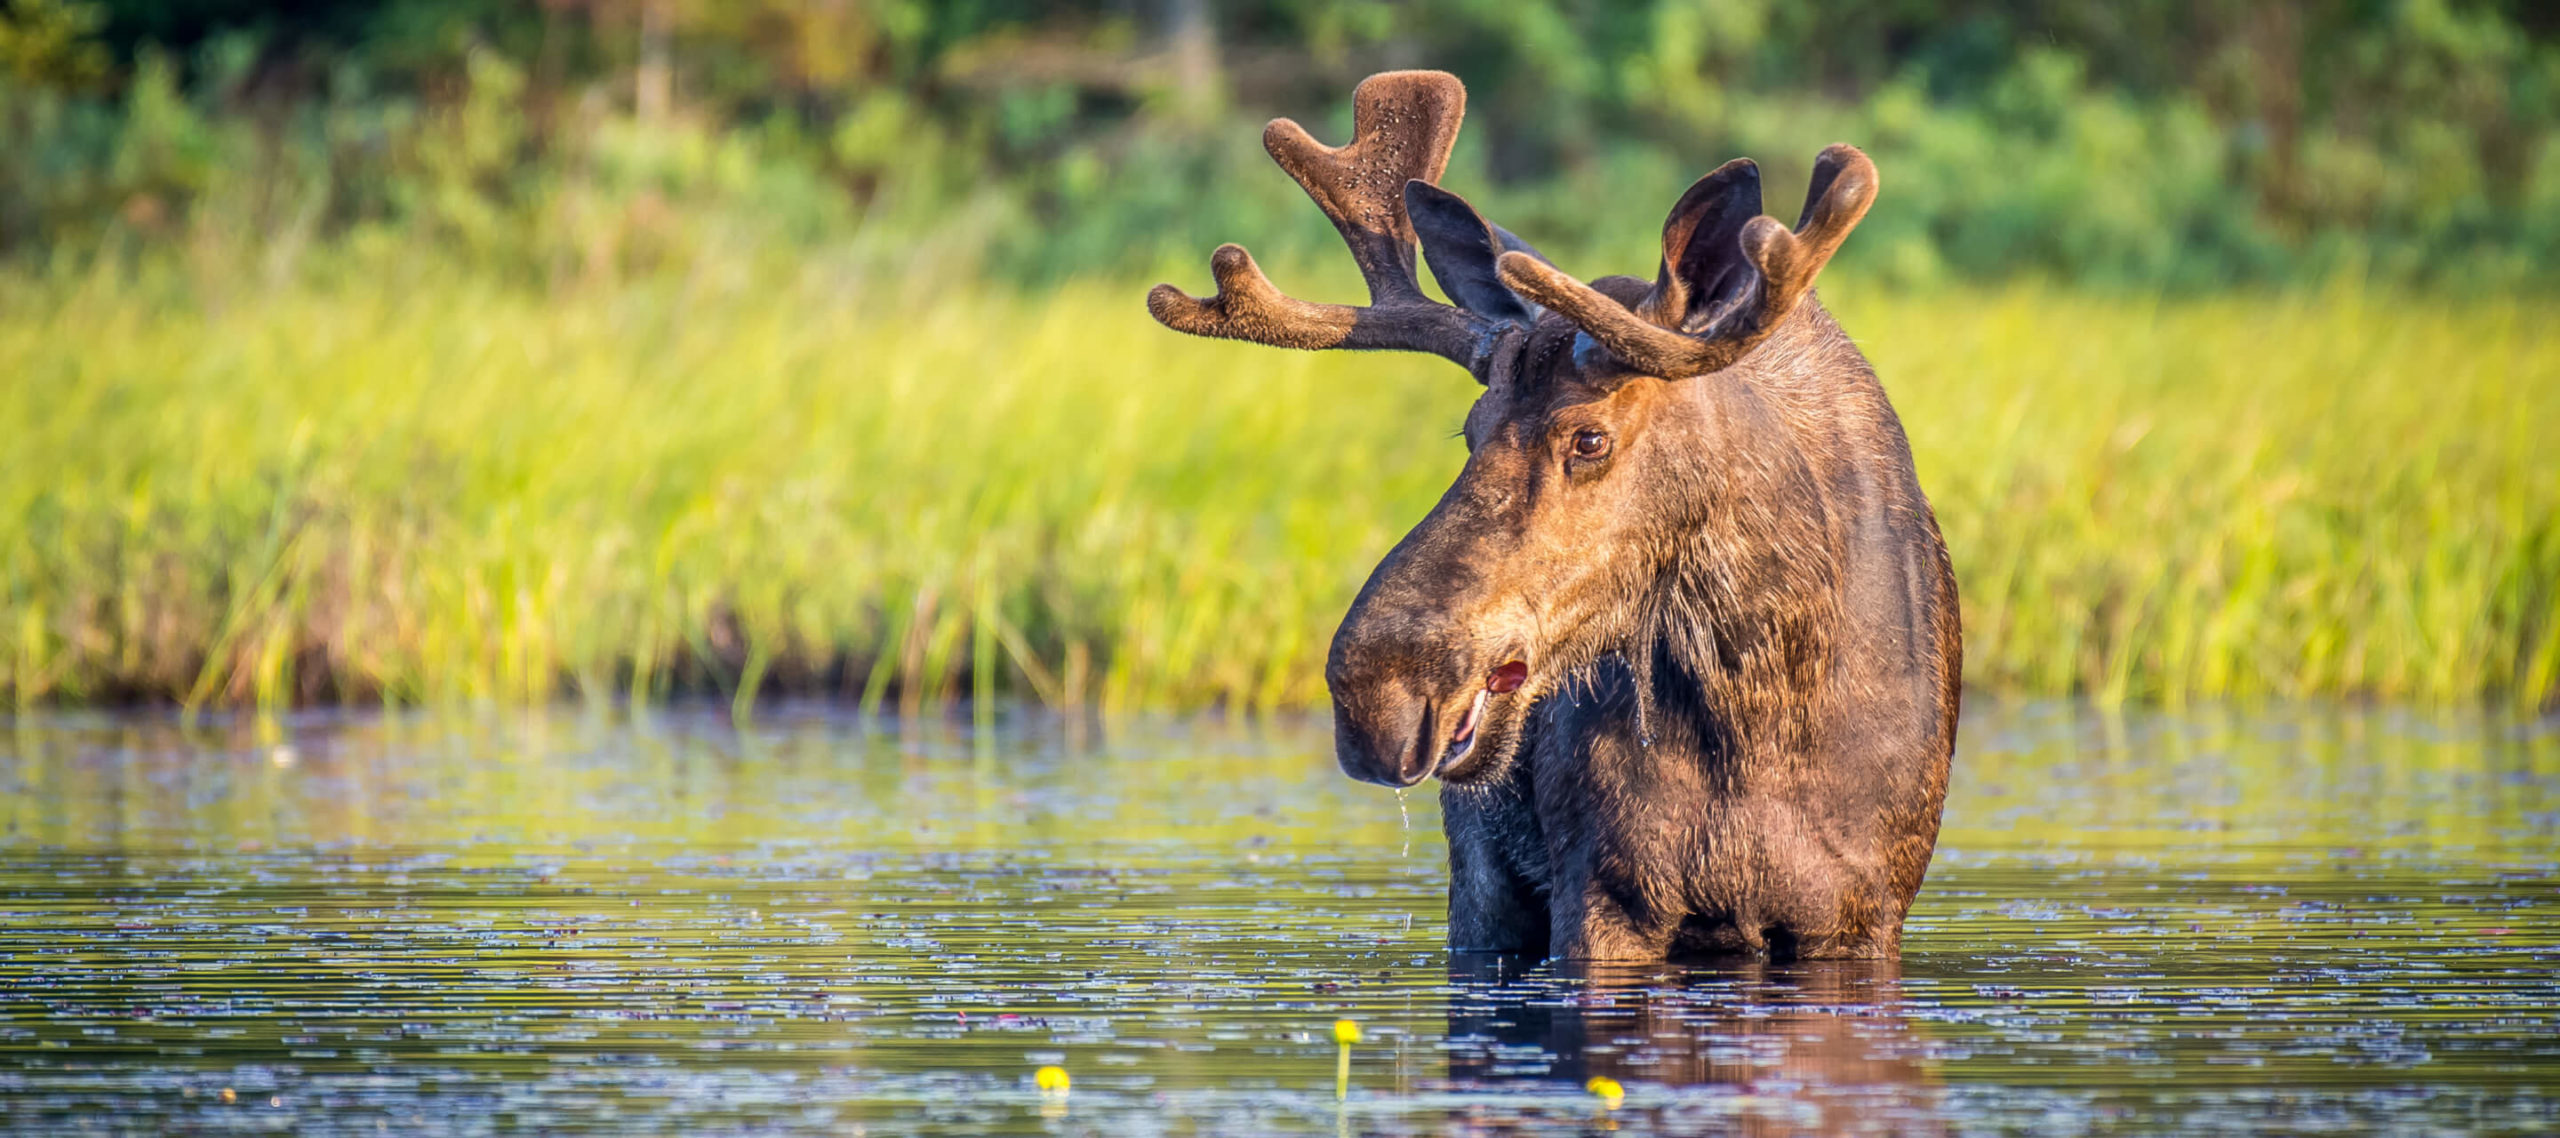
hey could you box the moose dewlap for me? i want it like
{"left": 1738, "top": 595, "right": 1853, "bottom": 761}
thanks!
{"left": 1148, "top": 72, "right": 1961, "bottom": 962}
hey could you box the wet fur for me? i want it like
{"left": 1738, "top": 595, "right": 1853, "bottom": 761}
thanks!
{"left": 1437, "top": 298, "right": 1960, "bottom": 961}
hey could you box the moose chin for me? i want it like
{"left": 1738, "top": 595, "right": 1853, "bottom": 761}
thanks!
{"left": 1148, "top": 72, "right": 1961, "bottom": 962}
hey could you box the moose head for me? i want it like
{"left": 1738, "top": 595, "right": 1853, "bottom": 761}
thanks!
{"left": 1148, "top": 71, "right": 1879, "bottom": 790}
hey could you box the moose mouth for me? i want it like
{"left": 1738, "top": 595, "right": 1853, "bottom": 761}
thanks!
{"left": 1436, "top": 660, "right": 1528, "bottom": 777}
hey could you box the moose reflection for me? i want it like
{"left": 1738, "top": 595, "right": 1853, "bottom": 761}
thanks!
{"left": 1440, "top": 958, "right": 1942, "bottom": 1136}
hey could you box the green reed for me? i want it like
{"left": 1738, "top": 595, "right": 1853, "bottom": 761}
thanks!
{"left": 1, "top": 264, "right": 2551, "bottom": 712}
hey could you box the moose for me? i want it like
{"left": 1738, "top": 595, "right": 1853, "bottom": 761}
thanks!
{"left": 1148, "top": 72, "right": 1960, "bottom": 961}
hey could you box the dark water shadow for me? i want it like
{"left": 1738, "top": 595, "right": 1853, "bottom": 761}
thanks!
{"left": 1441, "top": 954, "right": 1941, "bottom": 1135}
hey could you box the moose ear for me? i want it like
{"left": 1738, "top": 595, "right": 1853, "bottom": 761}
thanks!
{"left": 1645, "top": 158, "right": 1764, "bottom": 335}
{"left": 1497, "top": 146, "right": 1874, "bottom": 380}
{"left": 1404, "top": 180, "right": 1540, "bottom": 327}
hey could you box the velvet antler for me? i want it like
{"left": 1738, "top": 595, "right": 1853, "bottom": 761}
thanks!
{"left": 1495, "top": 145, "right": 1879, "bottom": 379}
{"left": 1146, "top": 71, "right": 1510, "bottom": 373}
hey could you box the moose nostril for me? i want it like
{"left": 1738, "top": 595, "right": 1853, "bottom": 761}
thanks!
{"left": 1332, "top": 687, "right": 1436, "bottom": 787}
{"left": 1399, "top": 703, "right": 1439, "bottom": 784}
{"left": 1488, "top": 661, "right": 1527, "bottom": 694}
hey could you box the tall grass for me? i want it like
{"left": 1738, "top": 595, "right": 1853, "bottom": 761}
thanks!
{"left": 1, "top": 262, "right": 2552, "bottom": 713}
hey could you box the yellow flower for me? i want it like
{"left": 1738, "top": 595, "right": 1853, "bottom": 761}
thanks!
{"left": 1332, "top": 1018, "right": 1363, "bottom": 1045}
{"left": 1034, "top": 1065, "right": 1070, "bottom": 1093}
{"left": 1585, "top": 1076, "right": 1624, "bottom": 1107}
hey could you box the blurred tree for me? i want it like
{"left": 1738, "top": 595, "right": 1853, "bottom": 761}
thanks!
{"left": 0, "top": 0, "right": 110, "bottom": 89}
{"left": 0, "top": 0, "right": 2551, "bottom": 287}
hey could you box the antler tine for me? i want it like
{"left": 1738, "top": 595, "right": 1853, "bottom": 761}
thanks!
{"left": 1146, "top": 71, "right": 1498, "bottom": 369}
{"left": 1262, "top": 70, "right": 1461, "bottom": 308}
{"left": 1495, "top": 145, "right": 1880, "bottom": 379}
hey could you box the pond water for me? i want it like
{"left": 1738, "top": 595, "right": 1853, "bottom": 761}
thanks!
{"left": 2, "top": 702, "right": 2555, "bottom": 1135}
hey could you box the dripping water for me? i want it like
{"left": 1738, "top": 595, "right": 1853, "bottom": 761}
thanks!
{"left": 1394, "top": 787, "right": 1411, "bottom": 859}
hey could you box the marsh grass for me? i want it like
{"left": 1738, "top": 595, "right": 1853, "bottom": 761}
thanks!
{"left": 2, "top": 264, "right": 2552, "bottom": 712}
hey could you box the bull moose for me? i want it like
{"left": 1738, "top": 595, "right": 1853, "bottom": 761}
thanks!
{"left": 1148, "top": 72, "right": 1960, "bottom": 961}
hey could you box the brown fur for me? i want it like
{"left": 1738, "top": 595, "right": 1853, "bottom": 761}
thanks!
{"left": 1148, "top": 72, "right": 1961, "bottom": 962}
{"left": 1349, "top": 301, "right": 1961, "bottom": 961}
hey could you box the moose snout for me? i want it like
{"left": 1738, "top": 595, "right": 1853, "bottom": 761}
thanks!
{"left": 1328, "top": 520, "right": 1516, "bottom": 787}
{"left": 1330, "top": 679, "right": 1438, "bottom": 787}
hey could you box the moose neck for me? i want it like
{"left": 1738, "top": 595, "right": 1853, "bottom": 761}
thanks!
{"left": 1626, "top": 320, "right": 1850, "bottom": 778}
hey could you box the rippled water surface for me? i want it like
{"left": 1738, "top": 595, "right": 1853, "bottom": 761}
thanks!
{"left": 3, "top": 703, "right": 2555, "bottom": 1135}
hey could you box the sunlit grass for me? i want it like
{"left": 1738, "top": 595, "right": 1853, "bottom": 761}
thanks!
{"left": 1, "top": 263, "right": 2551, "bottom": 711}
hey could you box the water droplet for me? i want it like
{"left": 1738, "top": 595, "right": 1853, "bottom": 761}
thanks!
{"left": 1393, "top": 788, "right": 1412, "bottom": 859}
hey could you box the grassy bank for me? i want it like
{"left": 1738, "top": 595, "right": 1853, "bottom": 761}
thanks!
{"left": 2, "top": 264, "right": 2553, "bottom": 712}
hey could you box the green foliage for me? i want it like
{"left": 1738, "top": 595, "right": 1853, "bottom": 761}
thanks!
{"left": 0, "top": 4, "right": 2553, "bottom": 713}
{"left": 0, "top": 0, "right": 107, "bottom": 90}
{"left": 0, "top": 1, "right": 2554, "bottom": 286}
{"left": 1, "top": 264, "right": 2550, "bottom": 712}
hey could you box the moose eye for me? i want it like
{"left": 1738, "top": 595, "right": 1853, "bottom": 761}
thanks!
{"left": 1570, "top": 429, "right": 1612, "bottom": 461}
